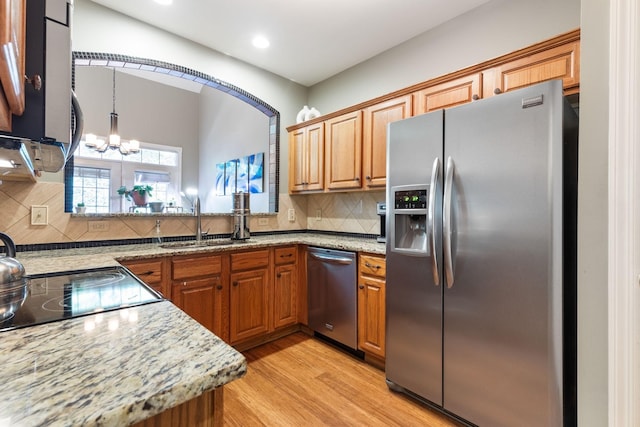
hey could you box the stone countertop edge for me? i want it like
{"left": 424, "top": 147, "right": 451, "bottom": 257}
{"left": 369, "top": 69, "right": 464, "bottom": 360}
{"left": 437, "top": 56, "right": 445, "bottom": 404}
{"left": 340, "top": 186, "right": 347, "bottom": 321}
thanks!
{"left": 0, "top": 301, "right": 247, "bottom": 427}
{"left": 17, "top": 233, "right": 386, "bottom": 275}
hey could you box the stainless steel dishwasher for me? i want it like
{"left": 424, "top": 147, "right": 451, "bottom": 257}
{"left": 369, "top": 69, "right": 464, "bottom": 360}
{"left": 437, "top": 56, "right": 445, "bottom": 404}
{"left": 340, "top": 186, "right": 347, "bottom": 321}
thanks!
{"left": 307, "top": 247, "right": 357, "bottom": 349}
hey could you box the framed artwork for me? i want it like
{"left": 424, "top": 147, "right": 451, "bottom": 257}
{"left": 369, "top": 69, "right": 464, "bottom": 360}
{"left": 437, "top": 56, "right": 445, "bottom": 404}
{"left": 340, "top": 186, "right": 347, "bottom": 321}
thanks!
{"left": 215, "top": 162, "right": 225, "bottom": 195}
{"left": 217, "top": 152, "right": 264, "bottom": 195}
{"left": 224, "top": 160, "right": 237, "bottom": 195}
{"left": 249, "top": 153, "right": 264, "bottom": 193}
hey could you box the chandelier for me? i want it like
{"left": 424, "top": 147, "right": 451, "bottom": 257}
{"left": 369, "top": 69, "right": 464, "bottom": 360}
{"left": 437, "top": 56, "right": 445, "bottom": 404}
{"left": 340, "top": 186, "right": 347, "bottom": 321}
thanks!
{"left": 84, "top": 68, "right": 140, "bottom": 155}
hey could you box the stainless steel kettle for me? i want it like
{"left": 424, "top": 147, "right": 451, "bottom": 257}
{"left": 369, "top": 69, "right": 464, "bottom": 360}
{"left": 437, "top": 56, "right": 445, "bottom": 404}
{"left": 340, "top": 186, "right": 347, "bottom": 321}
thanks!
{"left": 0, "top": 232, "right": 25, "bottom": 285}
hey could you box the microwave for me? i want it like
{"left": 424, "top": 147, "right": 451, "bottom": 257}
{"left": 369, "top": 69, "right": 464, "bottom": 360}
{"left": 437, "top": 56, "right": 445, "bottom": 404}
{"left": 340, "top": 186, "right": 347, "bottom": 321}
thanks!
{"left": 0, "top": 0, "right": 77, "bottom": 176}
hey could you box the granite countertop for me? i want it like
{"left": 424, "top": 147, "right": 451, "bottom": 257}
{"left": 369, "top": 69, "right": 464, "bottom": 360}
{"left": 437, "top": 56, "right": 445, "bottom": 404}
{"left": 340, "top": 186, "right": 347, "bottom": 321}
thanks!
{"left": 17, "top": 233, "right": 386, "bottom": 275}
{"left": 0, "top": 300, "right": 247, "bottom": 427}
{"left": 1, "top": 233, "right": 382, "bottom": 426}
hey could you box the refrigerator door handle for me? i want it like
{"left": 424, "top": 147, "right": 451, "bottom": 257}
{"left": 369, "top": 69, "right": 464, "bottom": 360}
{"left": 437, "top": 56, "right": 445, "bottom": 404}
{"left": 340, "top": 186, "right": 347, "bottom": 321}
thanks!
{"left": 428, "top": 157, "right": 441, "bottom": 286}
{"left": 443, "top": 156, "right": 456, "bottom": 288}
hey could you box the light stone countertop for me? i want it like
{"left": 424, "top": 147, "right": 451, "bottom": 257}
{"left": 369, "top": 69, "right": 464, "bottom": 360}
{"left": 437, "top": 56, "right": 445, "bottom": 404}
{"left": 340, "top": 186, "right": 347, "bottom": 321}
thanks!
{"left": 2, "top": 233, "right": 383, "bottom": 426}
{"left": 0, "top": 300, "right": 247, "bottom": 427}
{"left": 17, "top": 233, "right": 386, "bottom": 275}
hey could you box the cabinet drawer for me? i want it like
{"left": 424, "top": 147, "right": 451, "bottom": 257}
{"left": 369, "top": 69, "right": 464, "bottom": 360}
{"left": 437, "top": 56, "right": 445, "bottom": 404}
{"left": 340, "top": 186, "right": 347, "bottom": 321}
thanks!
{"left": 172, "top": 255, "right": 222, "bottom": 280}
{"left": 231, "top": 249, "right": 270, "bottom": 271}
{"left": 274, "top": 246, "right": 297, "bottom": 265}
{"left": 359, "top": 254, "right": 386, "bottom": 278}
{"left": 125, "top": 259, "right": 164, "bottom": 285}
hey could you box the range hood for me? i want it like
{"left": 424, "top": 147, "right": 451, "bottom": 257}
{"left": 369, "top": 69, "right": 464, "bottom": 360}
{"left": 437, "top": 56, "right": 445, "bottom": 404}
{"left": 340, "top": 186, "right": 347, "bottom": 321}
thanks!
{"left": 0, "top": 137, "right": 37, "bottom": 181}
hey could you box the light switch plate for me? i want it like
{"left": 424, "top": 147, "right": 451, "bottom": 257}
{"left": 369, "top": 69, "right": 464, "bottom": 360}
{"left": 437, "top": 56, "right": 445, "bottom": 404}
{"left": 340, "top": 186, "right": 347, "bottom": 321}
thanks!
{"left": 31, "top": 205, "right": 48, "bottom": 225}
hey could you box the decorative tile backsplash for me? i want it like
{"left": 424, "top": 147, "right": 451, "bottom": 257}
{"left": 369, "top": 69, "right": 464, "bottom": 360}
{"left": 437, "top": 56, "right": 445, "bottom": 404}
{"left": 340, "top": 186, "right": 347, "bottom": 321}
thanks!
{"left": 0, "top": 180, "right": 383, "bottom": 245}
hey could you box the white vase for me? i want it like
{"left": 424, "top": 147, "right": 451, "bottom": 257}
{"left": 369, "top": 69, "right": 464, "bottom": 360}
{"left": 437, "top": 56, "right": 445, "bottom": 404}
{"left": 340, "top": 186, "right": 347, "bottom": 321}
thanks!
{"left": 305, "top": 107, "right": 321, "bottom": 121}
{"left": 296, "top": 106, "right": 310, "bottom": 123}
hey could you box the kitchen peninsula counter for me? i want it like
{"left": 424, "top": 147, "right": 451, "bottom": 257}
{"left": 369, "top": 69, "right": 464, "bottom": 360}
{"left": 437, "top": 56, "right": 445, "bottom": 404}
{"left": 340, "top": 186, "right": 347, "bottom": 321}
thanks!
{"left": 17, "top": 233, "right": 385, "bottom": 274}
{"left": 0, "top": 300, "right": 246, "bottom": 426}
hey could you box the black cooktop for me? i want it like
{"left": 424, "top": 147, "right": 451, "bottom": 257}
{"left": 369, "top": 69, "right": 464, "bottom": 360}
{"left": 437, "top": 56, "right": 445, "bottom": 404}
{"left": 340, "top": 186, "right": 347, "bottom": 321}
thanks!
{"left": 0, "top": 266, "right": 163, "bottom": 333}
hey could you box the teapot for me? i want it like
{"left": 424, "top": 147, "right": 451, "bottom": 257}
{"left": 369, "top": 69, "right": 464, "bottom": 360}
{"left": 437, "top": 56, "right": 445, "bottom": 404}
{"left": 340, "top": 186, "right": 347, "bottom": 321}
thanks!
{"left": 0, "top": 232, "right": 25, "bottom": 286}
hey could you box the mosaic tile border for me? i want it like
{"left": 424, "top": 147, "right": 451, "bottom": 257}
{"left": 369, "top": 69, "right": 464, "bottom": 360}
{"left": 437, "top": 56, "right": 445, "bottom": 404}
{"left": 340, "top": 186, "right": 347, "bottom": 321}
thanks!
{"left": 12, "top": 230, "right": 378, "bottom": 253}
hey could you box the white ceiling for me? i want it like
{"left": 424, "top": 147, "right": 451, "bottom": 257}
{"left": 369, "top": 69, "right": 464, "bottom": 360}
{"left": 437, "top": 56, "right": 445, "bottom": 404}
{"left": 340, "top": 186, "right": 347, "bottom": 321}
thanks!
{"left": 89, "top": 0, "right": 490, "bottom": 87}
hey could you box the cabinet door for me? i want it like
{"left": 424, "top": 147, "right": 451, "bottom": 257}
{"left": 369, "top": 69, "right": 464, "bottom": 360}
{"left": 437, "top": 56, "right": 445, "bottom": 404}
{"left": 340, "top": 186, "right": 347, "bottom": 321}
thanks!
{"left": 413, "top": 73, "right": 481, "bottom": 114}
{"left": 483, "top": 41, "right": 580, "bottom": 97}
{"left": 325, "top": 111, "right": 363, "bottom": 190}
{"left": 362, "top": 95, "right": 412, "bottom": 189}
{"left": 0, "top": 0, "right": 26, "bottom": 123}
{"left": 121, "top": 257, "right": 169, "bottom": 298}
{"left": 229, "top": 268, "right": 270, "bottom": 344}
{"left": 172, "top": 276, "right": 220, "bottom": 333}
{"left": 273, "top": 263, "right": 297, "bottom": 329}
{"left": 289, "top": 122, "right": 324, "bottom": 193}
{"left": 357, "top": 275, "right": 386, "bottom": 358}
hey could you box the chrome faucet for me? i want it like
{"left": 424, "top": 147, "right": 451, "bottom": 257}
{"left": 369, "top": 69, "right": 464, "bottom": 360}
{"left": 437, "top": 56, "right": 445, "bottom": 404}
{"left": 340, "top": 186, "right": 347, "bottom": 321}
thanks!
{"left": 194, "top": 196, "right": 203, "bottom": 242}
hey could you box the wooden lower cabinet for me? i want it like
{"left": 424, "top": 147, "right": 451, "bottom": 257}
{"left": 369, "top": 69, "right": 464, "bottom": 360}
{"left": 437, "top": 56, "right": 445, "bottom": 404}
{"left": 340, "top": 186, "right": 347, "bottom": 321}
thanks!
{"left": 132, "top": 387, "right": 223, "bottom": 427}
{"left": 229, "top": 267, "right": 270, "bottom": 344}
{"left": 273, "top": 246, "right": 298, "bottom": 329}
{"left": 229, "top": 249, "right": 271, "bottom": 345}
{"left": 357, "top": 254, "right": 386, "bottom": 359}
{"left": 120, "top": 257, "right": 170, "bottom": 298}
{"left": 171, "top": 254, "right": 229, "bottom": 342}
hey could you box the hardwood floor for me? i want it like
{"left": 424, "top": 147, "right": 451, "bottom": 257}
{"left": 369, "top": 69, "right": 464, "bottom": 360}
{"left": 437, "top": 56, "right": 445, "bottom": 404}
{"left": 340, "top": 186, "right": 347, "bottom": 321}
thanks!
{"left": 223, "top": 332, "right": 460, "bottom": 426}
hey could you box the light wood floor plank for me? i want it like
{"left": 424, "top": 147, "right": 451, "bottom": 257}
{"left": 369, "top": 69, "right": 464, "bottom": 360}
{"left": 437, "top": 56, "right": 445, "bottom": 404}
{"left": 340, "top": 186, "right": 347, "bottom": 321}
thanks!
{"left": 224, "top": 332, "right": 460, "bottom": 426}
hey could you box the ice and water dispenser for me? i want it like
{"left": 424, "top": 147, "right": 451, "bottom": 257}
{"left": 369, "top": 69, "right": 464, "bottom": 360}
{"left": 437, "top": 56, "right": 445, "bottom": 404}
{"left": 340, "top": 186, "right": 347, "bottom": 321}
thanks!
{"left": 389, "top": 185, "right": 429, "bottom": 255}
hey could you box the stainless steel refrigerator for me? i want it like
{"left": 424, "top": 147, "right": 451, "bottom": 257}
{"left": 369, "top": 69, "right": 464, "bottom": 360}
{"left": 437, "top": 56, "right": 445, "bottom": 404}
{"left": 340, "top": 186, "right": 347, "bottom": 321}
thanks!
{"left": 385, "top": 80, "right": 577, "bottom": 426}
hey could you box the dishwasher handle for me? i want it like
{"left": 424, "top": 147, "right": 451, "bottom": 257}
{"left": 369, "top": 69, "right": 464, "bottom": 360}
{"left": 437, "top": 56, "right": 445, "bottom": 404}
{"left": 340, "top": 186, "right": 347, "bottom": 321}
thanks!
{"left": 309, "top": 253, "right": 354, "bottom": 265}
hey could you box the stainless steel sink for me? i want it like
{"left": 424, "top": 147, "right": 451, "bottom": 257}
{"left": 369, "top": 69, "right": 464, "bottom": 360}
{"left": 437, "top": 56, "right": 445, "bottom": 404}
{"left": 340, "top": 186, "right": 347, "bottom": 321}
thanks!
{"left": 160, "top": 239, "right": 247, "bottom": 249}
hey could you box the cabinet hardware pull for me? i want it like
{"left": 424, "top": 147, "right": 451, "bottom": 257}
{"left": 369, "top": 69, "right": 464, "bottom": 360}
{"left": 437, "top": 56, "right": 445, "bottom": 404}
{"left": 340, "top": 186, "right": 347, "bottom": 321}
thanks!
{"left": 142, "top": 270, "right": 154, "bottom": 276}
{"left": 472, "top": 94, "right": 479, "bottom": 100}
{"left": 216, "top": 285, "right": 223, "bottom": 290}
{"left": 232, "top": 281, "right": 238, "bottom": 287}
{"left": 280, "top": 254, "right": 293, "bottom": 258}
{"left": 26, "top": 74, "right": 42, "bottom": 91}
{"left": 277, "top": 273, "right": 281, "bottom": 278}
{"left": 354, "top": 177, "right": 360, "bottom": 181}
{"left": 359, "top": 285, "right": 364, "bottom": 289}
{"left": 494, "top": 88, "right": 502, "bottom": 95}
{"left": 366, "top": 175, "right": 371, "bottom": 180}
{"left": 364, "top": 262, "right": 380, "bottom": 269}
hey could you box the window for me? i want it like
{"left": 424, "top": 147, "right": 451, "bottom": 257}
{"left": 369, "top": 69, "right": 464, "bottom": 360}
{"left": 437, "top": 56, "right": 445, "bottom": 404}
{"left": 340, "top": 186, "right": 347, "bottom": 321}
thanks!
{"left": 73, "top": 166, "right": 110, "bottom": 213}
{"left": 73, "top": 140, "right": 182, "bottom": 213}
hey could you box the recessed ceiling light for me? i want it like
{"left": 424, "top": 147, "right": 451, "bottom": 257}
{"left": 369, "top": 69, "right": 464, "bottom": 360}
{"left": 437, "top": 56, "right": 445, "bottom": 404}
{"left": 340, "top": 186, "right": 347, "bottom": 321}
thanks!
{"left": 154, "top": 0, "right": 173, "bottom": 5}
{"left": 252, "top": 35, "right": 270, "bottom": 49}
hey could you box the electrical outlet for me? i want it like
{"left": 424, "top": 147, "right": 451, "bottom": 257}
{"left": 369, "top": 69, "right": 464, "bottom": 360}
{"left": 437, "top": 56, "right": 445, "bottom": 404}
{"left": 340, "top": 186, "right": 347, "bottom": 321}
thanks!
{"left": 315, "top": 209, "right": 322, "bottom": 220}
{"left": 287, "top": 208, "right": 296, "bottom": 222}
{"left": 88, "top": 221, "right": 110, "bottom": 232}
{"left": 31, "top": 205, "right": 48, "bottom": 225}
{"left": 258, "top": 218, "right": 269, "bottom": 226}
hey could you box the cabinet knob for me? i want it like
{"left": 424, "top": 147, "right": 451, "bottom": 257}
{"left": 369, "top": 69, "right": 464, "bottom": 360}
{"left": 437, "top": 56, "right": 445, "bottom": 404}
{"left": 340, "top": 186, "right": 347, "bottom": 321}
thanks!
{"left": 354, "top": 177, "right": 360, "bottom": 181}
{"left": 277, "top": 273, "right": 281, "bottom": 278}
{"left": 359, "top": 285, "right": 365, "bottom": 289}
{"left": 472, "top": 94, "right": 479, "bottom": 101}
{"left": 216, "top": 285, "right": 223, "bottom": 290}
{"left": 26, "top": 74, "right": 42, "bottom": 91}
{"left": 365, "top": 175, "right": 371, "bottom": 180}
{"left": 494, "top": 88, "right": 502, "bottom": 95}
{"left": 232, "top": 281, "right": 238, "bottom": 287}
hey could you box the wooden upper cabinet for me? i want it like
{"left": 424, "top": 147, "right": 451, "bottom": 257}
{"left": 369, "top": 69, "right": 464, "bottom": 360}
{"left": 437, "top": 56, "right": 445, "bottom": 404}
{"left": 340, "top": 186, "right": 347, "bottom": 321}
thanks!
{"left": 413, "top": 73, "right": 482, "bottom": 114}
{"left": 362, "top": 95, "right": 412, "bottom": 189}
{"left": 0, "top": 0, "right": 26, "bottom": 131}
{"left": 325, "top": 110, "right": 363, "bottom": 191}
{"left": 289, "top": 122, "right": 324, "bottom": 193}
{"left": 483, "top": 41, "right": 580, "bottom": 97}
